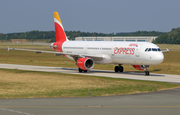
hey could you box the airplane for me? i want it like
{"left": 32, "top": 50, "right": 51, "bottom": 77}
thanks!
{"left": 8, "top": 12, "right": 169, "bottom": 76}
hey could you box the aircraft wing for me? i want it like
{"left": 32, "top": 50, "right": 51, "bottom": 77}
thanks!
{"left": 7, "top": 47, "right": 103, "bottom": 61}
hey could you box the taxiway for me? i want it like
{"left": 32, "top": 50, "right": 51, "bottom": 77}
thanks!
{"left": 0, "top": 63, "right": 180, "bottom": 83}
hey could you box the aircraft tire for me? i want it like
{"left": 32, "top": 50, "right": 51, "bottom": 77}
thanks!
{"left": 79, "top": 68, "right": 83, "bottom": 73}
{"left": 115, "top": 66, "right": 120, "bottom": 72}
{"left": 146, "top": 71, "right": 149, "bottom": 76}
{"left": 144, "top": 71, "right": 150, "bottom": 76}
{"left": 144, "top": 71, "right": 146, "bottom": 76}
{"left": 84, "top": 70, "right": 87, "bottom": 73}
{"left": 119, "top": 66, "right": 124, "bottom": 72}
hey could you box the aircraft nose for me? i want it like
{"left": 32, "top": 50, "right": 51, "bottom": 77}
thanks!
{"left": 154, "top": 52, "right": 164, "bottom": 64}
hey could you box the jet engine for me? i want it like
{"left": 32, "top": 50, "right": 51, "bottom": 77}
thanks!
{"left": 77, "top": 57, "right": 94, "bottom": 70}
{"left": 132, "top": 65, "right": 145, "bottom": 70}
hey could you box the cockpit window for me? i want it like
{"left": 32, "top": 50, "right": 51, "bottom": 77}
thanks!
{"left": 152, "top": 48, "right": 157, "bottom": 51}
{"left": 158, "top": 48, "right": 161, "bottom": 51}
{"left": 145, "top": 48, "right": 148, "bottom": 51}
{"left": 145, "top": 48, "right": 161, "bottom": 52}
{"left": 148, "top": 48, "right": 151, "bottom": 51}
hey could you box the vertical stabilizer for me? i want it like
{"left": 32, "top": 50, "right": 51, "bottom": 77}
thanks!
{"left": 54, "top": 12, "right": 68, "bottom": 42}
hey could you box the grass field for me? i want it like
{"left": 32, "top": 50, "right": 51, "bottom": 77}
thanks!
{"left": 0, "top": 68, "right": 178, "bottom": 99}
{"left": 156, "top": 44, "right": 180, "bottom": 49}
{"left": 0, "top": 43, "right": 51, "bottom": 49}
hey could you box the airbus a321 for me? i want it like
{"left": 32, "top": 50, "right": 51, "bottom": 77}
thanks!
{"left": 8, "top": 12, "right": 169, "bottom": 76}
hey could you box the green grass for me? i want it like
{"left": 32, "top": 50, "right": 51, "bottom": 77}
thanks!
{"left": 0, "top": 68, "right": 178, "bottom": 99}
{"left": 0, "top": 43, "right": 51, "bottom": 49}
{"left": 156, "top": 44, "right": 180, "bottom": 49}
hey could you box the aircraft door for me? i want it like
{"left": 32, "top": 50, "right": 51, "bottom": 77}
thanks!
{"left": 111, "top": 44, "right": 120, "bottom": 57}
{"left": 84, "top": 44, "right": 88, "bottom": 54}
{"left": 135, "top": 44, "right": 142, "bottom": 57}
{"left": 111, "top": 45, "right": 119, "bottom": 63}
{"left": 111, "top": 44, "right": 126, "bottom": 64}
{"left": 111, "top": 45, "right": 116, "bottom": 56}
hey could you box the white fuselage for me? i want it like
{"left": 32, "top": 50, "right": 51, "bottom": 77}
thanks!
{"left": 61, "top": 41, "right": 164, "bottom": 65}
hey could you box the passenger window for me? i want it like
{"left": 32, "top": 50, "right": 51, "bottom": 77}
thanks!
{"left": 148, "top": 48, "right": 151, "bottom": 51}
{"left": 145, "top": 48, "right": 148, "bottom": 52}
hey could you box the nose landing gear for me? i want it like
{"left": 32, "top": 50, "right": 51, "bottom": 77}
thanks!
{"left": 144, "top": 65, "right": 149, "bottom": 76}
{"left": 144, "top": 71, "right": 149, "bottom": 76}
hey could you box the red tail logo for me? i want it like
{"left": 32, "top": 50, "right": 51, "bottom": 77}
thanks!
{"left": 54, "top": 12, "right": 68, "bottom": 42}
{"left": 53, "top": 12, "right": 68, "bottom": 52}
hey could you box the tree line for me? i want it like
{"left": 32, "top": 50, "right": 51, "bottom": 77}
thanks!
{"left": 0, "top": 30, "right": 166, "bottom": 41}
{"left": 153, "top": 28, "right": 180, "bottom": 44}
{"left": 116, "top": 31, "right": 165, "bottom": 36}
{"left": 0, "top": 30, "right": 55, "bottom": 41}
{"left": 1, "top": 29, "right": 180, "bottom": 44}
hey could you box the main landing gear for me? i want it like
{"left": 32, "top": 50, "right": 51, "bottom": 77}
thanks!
{"left": 144, "top": 65, "right": 149, "bottom": 76}
{"left": 114, "top": 64, "right": 124, "bottom": 73}
{"left": 78, "top": 68, "right": 87, "bottom": 73}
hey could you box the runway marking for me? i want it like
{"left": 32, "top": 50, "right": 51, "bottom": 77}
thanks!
{"left": 1, "top": 106, "right": 180, "bottom": 108}
{"left": 0, "top": 108, "right": 34, "bottom": 115}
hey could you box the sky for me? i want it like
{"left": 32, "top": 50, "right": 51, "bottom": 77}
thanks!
{"left": 0, "top": 0, "right": 180, "bottom": 34}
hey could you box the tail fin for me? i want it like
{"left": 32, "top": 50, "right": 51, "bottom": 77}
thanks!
{"left": 54, "top": 12, "right": 68, "bottom": 42}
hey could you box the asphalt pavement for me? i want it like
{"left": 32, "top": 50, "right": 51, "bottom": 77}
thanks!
{"left": 0, "top": 88, "right": 180, "bottom": 115}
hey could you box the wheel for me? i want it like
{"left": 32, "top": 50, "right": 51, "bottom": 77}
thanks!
{"left": 144, "top": 71, "right": 150, "bottom": 76}
{"left": 114, "top": 66, "right": 120, "bottom": 72}
{"left": 119, "top": 66, "right": 124, "bottom": 72}
{"left": 146, "top": 71, "right": 149, "bottom": 76}
{"left": 79, "top": 68, "right": 83, "bottom": 73}
{"left": 84, "top": 70, "right": 87, "bottom": 73}
{"left": 144, "top": 71, "right": 146, "bottom": 76}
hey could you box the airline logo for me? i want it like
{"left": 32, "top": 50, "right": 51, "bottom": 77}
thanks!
{"left": 77, "top": 60, "right": 83, "bottom": 63}
{"left": 54, "top": 12, "right": 67, "bottom": 43}
{"left": 114, "top": 43, "right": 138, "bottom": 55}
{"left": 129, "top": 43, "right": 138, "bottom": 47}
{"left": 114, "top": 47, "right": 135, "bottom": 55}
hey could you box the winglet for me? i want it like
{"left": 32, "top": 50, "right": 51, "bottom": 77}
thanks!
{"left": 166, "top": 48, "right": 169, "bottom": 53}
{"left": 7, "top": 46, "right": 10, "bottom": 52}
{"left": 7, "top": 46, "right": 14, "bottom": 52}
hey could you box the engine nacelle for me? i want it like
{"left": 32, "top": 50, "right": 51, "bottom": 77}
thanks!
{"left": 77, "top": 57, "right": 94, "bottom": 70}
{"left": 132, "top": 65, "right": 145, "bottom": 70}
